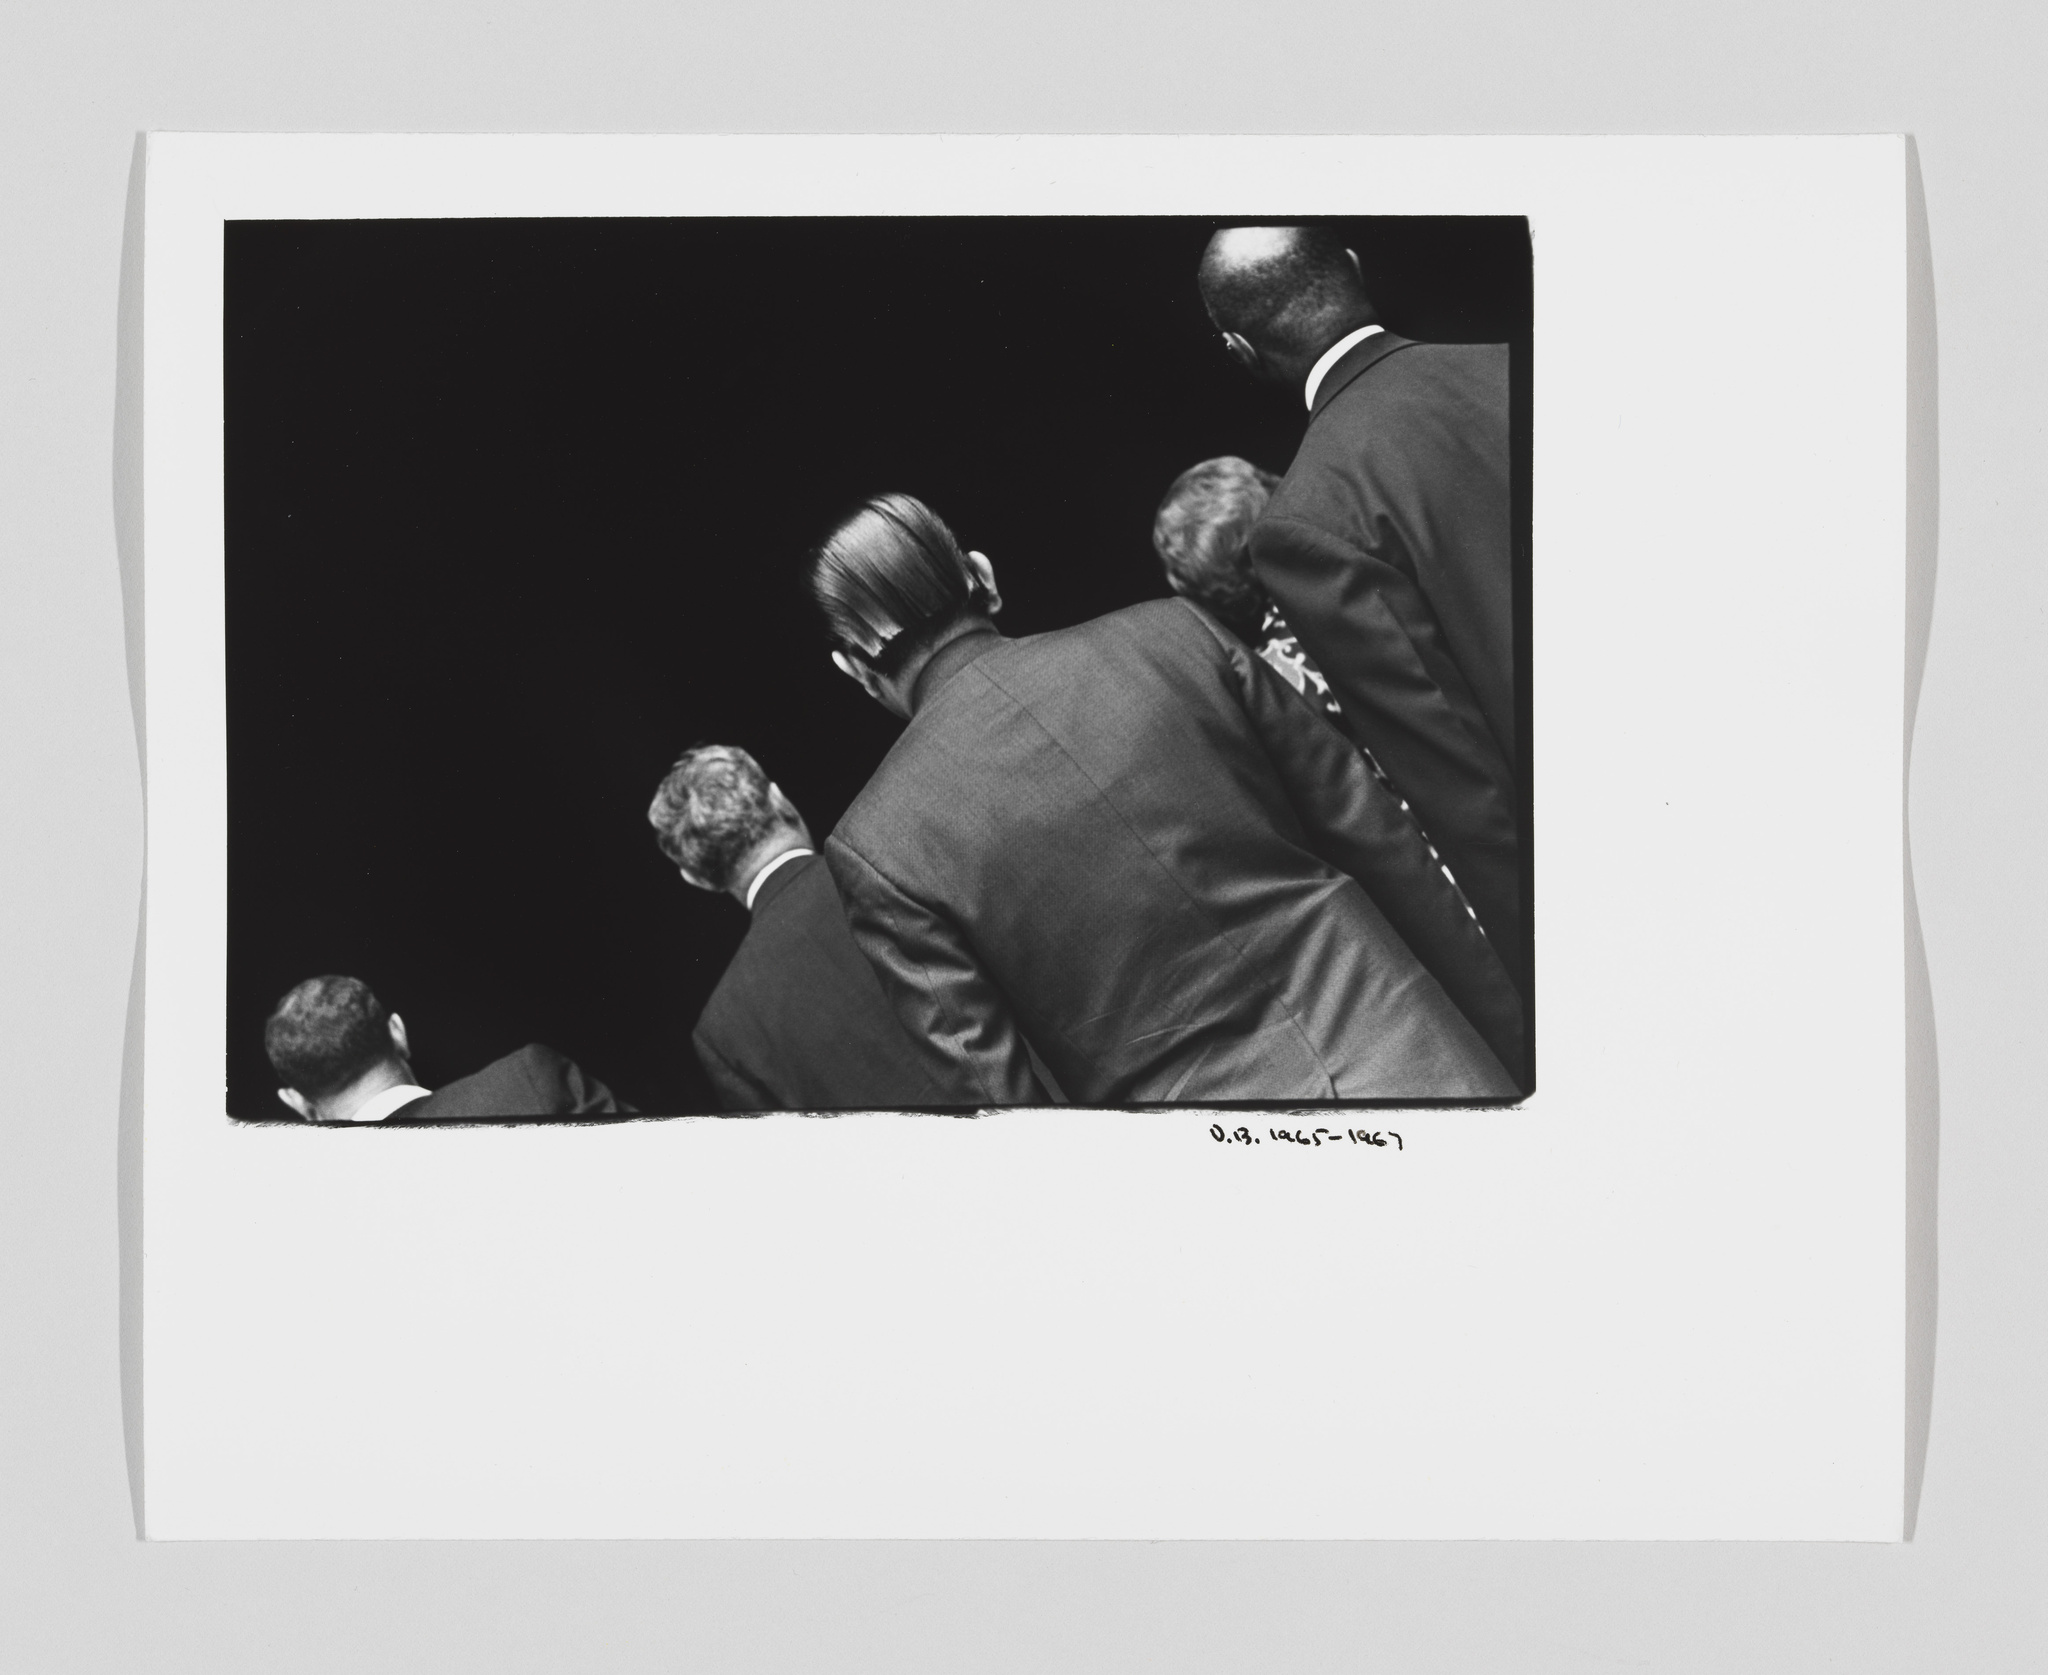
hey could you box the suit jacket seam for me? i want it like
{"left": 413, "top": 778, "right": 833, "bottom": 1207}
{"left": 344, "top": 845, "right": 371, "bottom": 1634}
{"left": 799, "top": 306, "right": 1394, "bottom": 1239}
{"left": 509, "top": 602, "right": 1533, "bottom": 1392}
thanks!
{"left": 1256, "top": 510, "right": 1372, "bottom": 564}
{"left": 829, "top": 834, "right": 1010, "bottom": 1107}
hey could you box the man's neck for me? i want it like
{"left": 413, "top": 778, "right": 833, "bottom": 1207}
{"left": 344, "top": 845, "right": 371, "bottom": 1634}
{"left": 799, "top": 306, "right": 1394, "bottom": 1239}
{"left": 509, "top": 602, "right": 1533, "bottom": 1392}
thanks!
{"left": 733, "top": 836, "right": 813, "bottom": 909}
{"left": 897, "top": 616, "right": 1002, "bottom": 715}
{"left": 317, "top": 1060, "right": 422, "bottom": 1123}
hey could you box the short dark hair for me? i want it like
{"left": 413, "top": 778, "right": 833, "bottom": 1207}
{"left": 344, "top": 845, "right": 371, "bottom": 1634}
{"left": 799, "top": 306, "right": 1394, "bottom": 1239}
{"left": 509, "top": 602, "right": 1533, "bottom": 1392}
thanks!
{"left": 1198, "top": 225, "right": 1372, "bottom": 361}
{"left": 647, "top": 744, "right": 793, "bottom": 892}
{"left": 1152, "top": 456, "right": 1280, "bottom": 643}
{"left": 264, "top": 975, "right": 399, "bottom": 1098}
{"left": 801, "top": 493, "right": 982, "bottom": 678}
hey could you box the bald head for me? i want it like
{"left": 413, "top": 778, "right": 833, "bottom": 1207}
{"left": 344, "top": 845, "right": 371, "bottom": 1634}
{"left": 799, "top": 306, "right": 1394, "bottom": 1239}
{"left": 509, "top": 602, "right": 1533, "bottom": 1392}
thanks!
{"left": 1198, "top": 226, "right": 1375, "bottom": 380}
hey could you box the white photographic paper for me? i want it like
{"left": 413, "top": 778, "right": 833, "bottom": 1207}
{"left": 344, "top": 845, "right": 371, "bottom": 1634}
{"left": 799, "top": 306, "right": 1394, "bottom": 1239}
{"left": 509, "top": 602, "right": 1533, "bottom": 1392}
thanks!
{"left": 140, "top": 134, "right": 1909, "bottom": 1539}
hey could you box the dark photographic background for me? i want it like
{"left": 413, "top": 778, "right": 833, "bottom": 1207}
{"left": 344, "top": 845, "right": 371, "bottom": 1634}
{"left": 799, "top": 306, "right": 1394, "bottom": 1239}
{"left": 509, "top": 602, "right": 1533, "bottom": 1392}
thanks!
{"left": 225, "top": 215, "right": 1531, "bottom": 1119}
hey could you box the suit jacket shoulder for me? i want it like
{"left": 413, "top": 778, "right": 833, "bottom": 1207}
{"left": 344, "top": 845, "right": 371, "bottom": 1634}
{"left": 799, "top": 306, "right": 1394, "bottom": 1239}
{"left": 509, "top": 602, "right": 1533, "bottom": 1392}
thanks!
{"left": 835, "top": 601, "right": 1238, "bottom": 860}
{"left": 387, "top": 1043, "right": 627, "bottom": 1123}
{"left": 692, "top": 853, "right": 952, "bottom": 1112}
{"left": 1270, "top": 340, "right": 1512, "bottom": 577}
{"left": 828, "top": 601, "right": 1520, "bottom": 1103}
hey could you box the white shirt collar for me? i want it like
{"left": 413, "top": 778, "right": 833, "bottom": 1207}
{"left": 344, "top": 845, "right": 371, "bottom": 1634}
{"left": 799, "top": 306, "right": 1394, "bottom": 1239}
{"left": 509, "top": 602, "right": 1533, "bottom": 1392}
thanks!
{"left": 1303, "top": 323, "right": 1386, "bottom": 411}
{"left": 744, "top": 847, "right": 814, "bottom": 912}
{"left": 340, "top": 1082, "right": 433, "bottom": 1124}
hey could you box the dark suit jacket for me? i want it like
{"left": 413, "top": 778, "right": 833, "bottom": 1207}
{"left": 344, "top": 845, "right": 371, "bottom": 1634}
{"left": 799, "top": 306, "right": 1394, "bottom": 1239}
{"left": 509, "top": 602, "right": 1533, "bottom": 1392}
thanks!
{"left": 1249, "top": 332, "right": 1524, "bottom": 976}
{"left": 826, "top": 603, "right": 1526, "bottom": 1105}
{"left": 383, "top": 1043, "right": 626, "bottom": 1123}
{"left": 693, "top": 852, "right": 952, "bottom": 1111}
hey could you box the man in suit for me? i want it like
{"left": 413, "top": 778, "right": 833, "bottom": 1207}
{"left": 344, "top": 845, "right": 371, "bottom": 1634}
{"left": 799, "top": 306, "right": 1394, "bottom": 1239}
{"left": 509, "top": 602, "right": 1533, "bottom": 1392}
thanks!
{"left": 1151, "top": 454, "right": 1488, "bottom": 939}
{"left": 647, "top": 744, "right": 952, "bottom": 1111}
{"left": 263, "top": 974, "right": 625, "bottom": 1123}
{"left": 1198, "top": 226, "right": 1525, "bottom": 988}
{"left": 804, "top": 493, "right": 1527, "bottom": 1105}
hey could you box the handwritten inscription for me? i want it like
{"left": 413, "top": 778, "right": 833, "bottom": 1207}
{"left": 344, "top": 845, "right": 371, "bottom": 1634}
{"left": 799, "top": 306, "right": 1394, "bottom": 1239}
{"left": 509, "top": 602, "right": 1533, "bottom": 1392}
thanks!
{"left": 1209, "top": 1123, "right": 1402, "bottom": 1150}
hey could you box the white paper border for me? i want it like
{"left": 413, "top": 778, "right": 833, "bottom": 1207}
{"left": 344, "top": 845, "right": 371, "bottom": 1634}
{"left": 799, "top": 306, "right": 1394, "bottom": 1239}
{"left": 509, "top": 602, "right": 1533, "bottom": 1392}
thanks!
{"left": 142, "top": 135, "right": 1906, "bottom": 1539}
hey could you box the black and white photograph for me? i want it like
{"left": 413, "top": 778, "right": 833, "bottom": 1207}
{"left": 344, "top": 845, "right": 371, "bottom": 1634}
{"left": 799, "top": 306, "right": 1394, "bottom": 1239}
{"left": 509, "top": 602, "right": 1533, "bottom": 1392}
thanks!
{"left": 226, "top": 213, "right": 1533, "bottom": 1122}
{"left": 133, "top": 133, "right": 1912, "bottom": 1543}
{"left": 16, "top": 0, "right": 2045, "bottom": 1652}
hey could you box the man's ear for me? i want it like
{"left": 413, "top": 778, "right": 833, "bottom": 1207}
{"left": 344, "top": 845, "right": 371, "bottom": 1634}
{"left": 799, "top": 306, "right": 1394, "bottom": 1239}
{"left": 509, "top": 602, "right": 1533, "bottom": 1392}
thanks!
{"left": 1345, "top": 247, "right": 1362, "bottom": 283}
{"left": 832, "top": 649, "right": 885, "bottom": 700}
{"left": 387, "top": 1012, "right": 410, "bottom": 1059}
{"left": 1221, "top": 330, "right": 1260, "bottom": 373}
{"left": 278, "top": 1087, "right": 315, "bottom": 1121}
{"left": 964, "top": 550, "right": 1002, "bottom": 616}
{"left": 765, "top": 781, "right": 814, "bottom": 846}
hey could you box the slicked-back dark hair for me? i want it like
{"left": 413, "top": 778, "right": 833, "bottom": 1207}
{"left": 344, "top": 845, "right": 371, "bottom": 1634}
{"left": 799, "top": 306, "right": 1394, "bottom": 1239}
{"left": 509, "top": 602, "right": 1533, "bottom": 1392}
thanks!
{"left": 1198, "top": 225, "right": 1374, "bottom": 361}
{"left": 264, "top": 974, "right": 399, "bottom": 1099}
{"left": 1151, "top": 456, "right": 1280, "bottom": 643}
{"left": 802, "top": 493, "right": 981, "bottom": 677}
{"left": 646, "top": 744, "right": 793, "bottom": 892}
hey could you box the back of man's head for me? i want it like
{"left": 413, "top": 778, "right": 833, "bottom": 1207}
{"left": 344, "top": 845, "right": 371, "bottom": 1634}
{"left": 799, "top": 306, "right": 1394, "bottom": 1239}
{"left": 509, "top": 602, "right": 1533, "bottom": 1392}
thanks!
{"left": 1198, "top": 226, "right": 1374, "bottom": 363}
{"left": 647, "top": 745, "right": 800, "bottom": 893}
{"left": 264, "top": 975, "right": 400, "bottom": 1101}
{"left": 802, "top": 493, "right": 982, "bottom": 677}
{"left": 1151, "top": 456, "right": 1280, "bottom": 643}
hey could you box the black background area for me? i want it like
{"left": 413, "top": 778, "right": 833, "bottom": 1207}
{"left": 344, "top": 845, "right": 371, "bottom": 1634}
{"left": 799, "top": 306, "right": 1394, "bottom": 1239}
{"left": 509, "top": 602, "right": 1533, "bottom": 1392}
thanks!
{"left": 224, "top": 215, "right": 1532, "bottom": 1119}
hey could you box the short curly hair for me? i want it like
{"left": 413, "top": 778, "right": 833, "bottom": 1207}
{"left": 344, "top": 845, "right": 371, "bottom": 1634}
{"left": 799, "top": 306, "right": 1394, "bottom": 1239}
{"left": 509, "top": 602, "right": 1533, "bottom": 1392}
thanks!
{"left": 647, "top": 745, "right": 793, "bottom": 892}
{"left": 1151, "top": 455, "right": 1280, "bottom": 643}
{"left": 264, "top": 974, "right": 399, "bottom": 1098}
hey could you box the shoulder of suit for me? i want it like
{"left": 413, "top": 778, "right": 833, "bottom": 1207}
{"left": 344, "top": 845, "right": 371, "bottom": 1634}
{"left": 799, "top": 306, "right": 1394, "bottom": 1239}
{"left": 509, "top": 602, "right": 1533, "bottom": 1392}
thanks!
{"left": 745, "top": 849, "right": 820, "bottom": 918}
{"left": 1318, "top": 337, "right": 1505, "bottom": 407}
{"left": 984, "top": 600, "right": 1233, "bottom": 676}
{"left": 1124, "top": 595, "right": 1205, "bottom": 626}
{"left": 435, "top": 1045, "right": 547, "bottom": 1095}
{"left": 935, "top": 602, "right": 1214, "bottom": 689}
{"left": 822, "top": 823, "right": 879, "bottom": 881}
{"left": 506, "top": 1042, "right": 569, "bottom": 1087}
{"left": 1158, "top": 595, "right": 1241, "bottom": 649}
{"left": 1280, "top": 356, "right": 1444, "bottom": 493}
{"left": 775, "top": 848, "right": 829, "bottom": 894}
{"left": 722, "top": 863, "right": 825, "bottom": 969}
{"left": 1289, "top": 340, "right": 1508, "bottom": 484}
{"left": 397, "top": 1047, "right": 529, "bottom": 1116}
{"left": 1054, "top": 596, "right": 1211, "bottom": 643}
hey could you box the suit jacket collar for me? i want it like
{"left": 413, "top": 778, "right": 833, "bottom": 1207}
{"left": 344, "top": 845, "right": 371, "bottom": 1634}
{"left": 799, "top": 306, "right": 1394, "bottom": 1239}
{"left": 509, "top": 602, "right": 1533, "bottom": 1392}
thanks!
{"left": 909, "top": 624, "right": 1006, "bottom": 714}
{"left": 748, "top": 849, "right": 813, "bottom": 918}
{"left": 1307, "top": 329, "right": 1416, "bottom": 422}
{"left": 350, "top": 1083, "right": 433, "bottom": 1124}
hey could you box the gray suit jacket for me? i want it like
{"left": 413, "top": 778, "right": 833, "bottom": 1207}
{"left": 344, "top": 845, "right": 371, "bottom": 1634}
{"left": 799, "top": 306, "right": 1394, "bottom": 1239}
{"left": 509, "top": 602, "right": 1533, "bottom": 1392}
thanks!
{"left": 825, "top": 601, "right": 1525, "bottom": 1105}
{"left": 693, "top": 853, "right": 951, "bottom": 1111}
{"left": 382, "top": 1043, "right": 626, "bottom": 1122}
